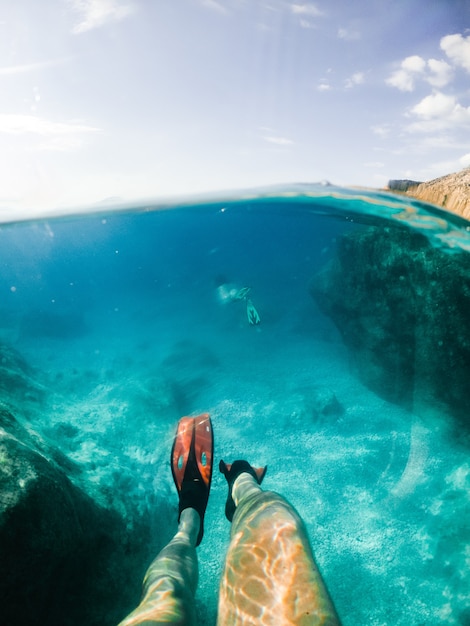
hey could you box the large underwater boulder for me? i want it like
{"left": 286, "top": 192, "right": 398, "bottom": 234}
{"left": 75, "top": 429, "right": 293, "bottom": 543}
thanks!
{"left": 311, "top": 225, "right": 470, "bottom": 426}
{"left": 0, "top": 406, "right": 149, "bottom": 626}
{"left": 0, "top": 342, "right": 175, "bottom": 626}
{"left": 0, "top": 343, "right": 46, "bottom": 409}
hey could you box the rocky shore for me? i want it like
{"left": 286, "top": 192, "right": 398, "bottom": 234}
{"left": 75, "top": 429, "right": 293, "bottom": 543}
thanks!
{"left": 388, "top": 167, "right": 470, "bottom": 220}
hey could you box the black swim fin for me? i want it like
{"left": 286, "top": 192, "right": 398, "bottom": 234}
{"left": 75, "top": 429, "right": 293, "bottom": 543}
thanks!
{"left": 219, "top": 459, "right": 267, "bottom": 521}
{"left": 246, "top": 298, "right": 260, "bottom": 325}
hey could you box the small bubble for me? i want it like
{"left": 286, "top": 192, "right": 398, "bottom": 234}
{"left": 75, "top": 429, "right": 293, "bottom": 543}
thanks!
{"left": 10, "top": 286, "right": 16, "bottom": 292}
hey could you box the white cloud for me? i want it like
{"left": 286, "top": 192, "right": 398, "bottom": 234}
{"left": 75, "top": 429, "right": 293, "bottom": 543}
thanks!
{"left": 317, "top": 82, "right": 331, "bottom": 92}
{"left": 407, "top": 92, "right": 470, "bottom": 133}
{"left": 387, "top": 54, "right": 454, "bottom": 91}
{"left": 0, "top": 59, "right": 66, "bottom": 76}
{"left": 0, "top": 114, "right": 100, "bottom": 150}
{"left": 263, "top": 135, "right": 294, "bottom": 145}
{"left": 441, "top": 33, "right": 470, "bottom": 72}
{"left": 338, "top": 27, "right": 361, "bottom": 41}
{"left": 416, "top": 156, "right": 470, "bottom": 179}
{"left": 345, "top": 71, "right": 364, "bottom": 89}
{"left": 371, "top": 124, "right": 391, "bottom": 138}
{"left": 412, "top": 92, "right": 457, "bottom": 119}
{"left": 386, "top": 69, "right": 411, "bottom": 91}
{"left": 291, "top": 3, "right": 323, "bottom": 17}
{"left": 68, "top": 0, "right": 134, "bottom": 34}
{"left": 387, "top": 33, "right": 470, "bottom": 94}
{"left": 402, "top": 55, "right": 426, "bottom": 73}
{"left": 37, "top": 136, "right": 93, "bottom": 152}
{"left": 426, "top": 58, "right": 453, "bottom": 87}
{"left": 411, "top": 135, "right": 469, "bottom": 151}
{"left": 386, "top": 55, "right": 425, "bottom": 91}
{"left": 460, "top": 153, "right": 470, "bottom": 167}
{"left": 201, "top": 0, "right": 228, "bottom": 14}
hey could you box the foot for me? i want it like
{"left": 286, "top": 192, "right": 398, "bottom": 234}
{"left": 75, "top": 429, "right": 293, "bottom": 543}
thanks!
{"left": 171, "top": 414, "right": 213, "bottom": 546}
{"left": 219, "top": 459, "right": 267, "bottom": 522}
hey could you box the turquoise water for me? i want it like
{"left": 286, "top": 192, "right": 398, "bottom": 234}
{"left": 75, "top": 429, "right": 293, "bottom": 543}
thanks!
{"left": 1, "top": 185, "right": 469, "bottom": 625}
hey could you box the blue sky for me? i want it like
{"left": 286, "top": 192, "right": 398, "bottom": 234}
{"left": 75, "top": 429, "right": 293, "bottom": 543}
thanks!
{"left": 1, "top": 0, "right": 469, "bottom": 215}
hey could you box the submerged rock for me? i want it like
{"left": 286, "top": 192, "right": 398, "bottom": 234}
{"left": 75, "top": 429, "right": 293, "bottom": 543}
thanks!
{"left": 0, "top": 343, "right": 46, "bottom": 408}
{"left": 285, "top": 386, "right": 345, "bottom": 429}
{"left": 310, "top": 225, "right": 470, "bottom": 426}
{"left": 0, "top": 344, "right": 175, "bottom": 626}
{"left": 0, "top": 406, "right": 155, "bottom": 626}
{"left": 309, "top": 386, "right": 345, "bottom": 423}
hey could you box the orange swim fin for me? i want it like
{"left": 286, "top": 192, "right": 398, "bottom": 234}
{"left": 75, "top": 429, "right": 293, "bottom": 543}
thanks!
{"left": 171, "top": 414, "right": 214, "bottom": 545}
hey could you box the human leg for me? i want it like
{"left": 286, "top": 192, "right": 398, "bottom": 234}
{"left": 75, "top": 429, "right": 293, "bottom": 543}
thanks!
{"left": 117, "top": 508, "right": 200, "bottom": 626}
{"left": 218, "top": 461, "right": 341, "bottom": 626}
{"left": 118, "top": 415, "right": 213, "bottom": 626}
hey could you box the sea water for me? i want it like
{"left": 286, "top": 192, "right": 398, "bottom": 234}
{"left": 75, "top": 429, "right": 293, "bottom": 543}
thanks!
{"left": 0, "top": 185, "right": 469, "bottom": 625}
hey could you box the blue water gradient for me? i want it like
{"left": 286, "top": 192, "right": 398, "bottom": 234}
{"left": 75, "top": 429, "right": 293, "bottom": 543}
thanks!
{"left": 1, "top": 185, "right": 469, "bottom": 625}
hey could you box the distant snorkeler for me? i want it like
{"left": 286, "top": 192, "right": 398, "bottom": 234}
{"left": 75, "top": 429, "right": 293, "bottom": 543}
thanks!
{"left": 214, "top": 275, "right": 261, "bottom": 325}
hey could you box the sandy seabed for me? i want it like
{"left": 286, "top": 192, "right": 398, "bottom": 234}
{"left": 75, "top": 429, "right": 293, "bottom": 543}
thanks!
{"left": 15, "top": 292, "right": 470, "bottom": 626}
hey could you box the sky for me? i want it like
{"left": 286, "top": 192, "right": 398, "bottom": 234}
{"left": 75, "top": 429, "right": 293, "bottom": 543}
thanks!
{"left": 1, "top": 0, "right": 470, "bottom": 216}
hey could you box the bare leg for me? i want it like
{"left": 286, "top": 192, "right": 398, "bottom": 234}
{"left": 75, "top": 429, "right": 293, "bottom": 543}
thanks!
{"left": 218, "top": 472, "right": 341, "bottom": 626}
{"left": 118, "top": 508, "right": 200, "bottom": 626}
{"left": 118, "top": 414, "right": 213, "bottom": 625}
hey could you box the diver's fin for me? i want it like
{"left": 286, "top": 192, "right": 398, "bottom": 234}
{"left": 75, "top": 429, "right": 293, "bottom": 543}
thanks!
{"left": 246, "top": 298, "right": 260, "bottom": 325}
{"left": 171, "top": 413, "right": 213, "bottom": 546}
{"left": 234, "top": 286, "right": 251, "bottom": 300}
{"left": 219, "top": 459, "right": 267, "bottom": 521}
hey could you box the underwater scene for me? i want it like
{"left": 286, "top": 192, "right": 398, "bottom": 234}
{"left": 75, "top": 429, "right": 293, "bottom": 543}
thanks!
{"left": 1, "top": 185, "right": 469, "bottom": 626}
